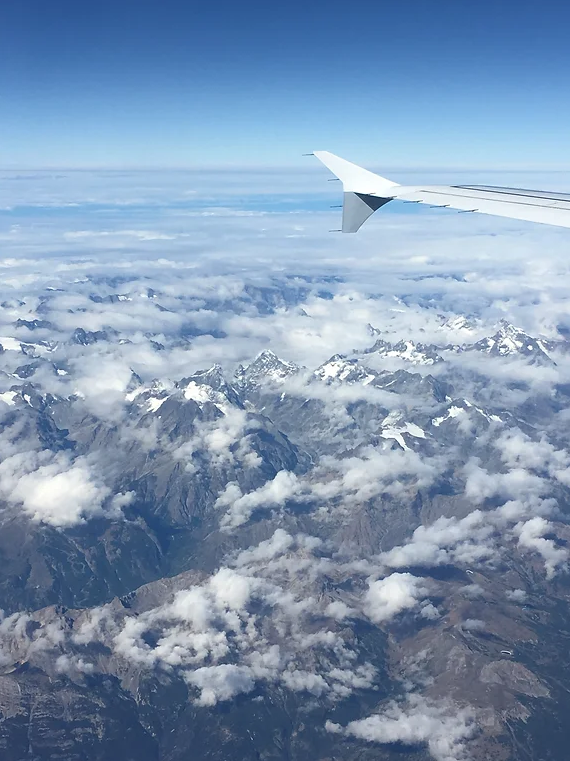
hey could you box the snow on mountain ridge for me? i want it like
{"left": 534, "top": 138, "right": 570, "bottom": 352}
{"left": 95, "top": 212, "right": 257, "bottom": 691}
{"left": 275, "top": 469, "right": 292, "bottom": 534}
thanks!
{"left": 465, "top": 320, "right": 555, "bottom": 363}
{"left": 365, "top": 338, "right": 443, "bottom": 366}
{"left": 380, "top": 411, "right": 427, "bottom": 451}
{"left": 314, "top": 355, "right": 376, "bottom": 385}
{"left": 234, "top": 350, "right": 300, "bottom": 388}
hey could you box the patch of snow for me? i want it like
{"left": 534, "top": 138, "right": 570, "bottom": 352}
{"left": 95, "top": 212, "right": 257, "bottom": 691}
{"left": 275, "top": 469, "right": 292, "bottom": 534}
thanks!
{"left": 147, "top": 397, "right": 168, "bottom": 413}
{"left": 432, "top": 405, "right": 466, "bottom": 427}
{"left": 442, "top": 315, "right": 476, "bottom": 333}
{"left": 0, "top": 336, "right": 21, "bottom": 351}
{"left": 125, "top": 387, "right": 144, "bottom": 402}
{"left": 381, "top": 412, "right": 426, "bottom": 450}
{"left": 315, "top": 355, "right": 375, "bottom": 385}
{"left": 183, "top": 380, "right": 229, "bottom": 413}
{"left": 238, "top": 350, "right": 299, "bottom": 386}
{"left": 370, "top": 339, "right": 440, "bottom": 366}
{"left": 316, "top": 359, "right": 349, "bottom": 380}
{"left": 184, "top": 381, "right": 214, "bottom": 404}
{"left": 474, "top": 405, "right": 503, "bottom": 424}
{"left": 0, "top": 391, "right": 17, "bottom": 406}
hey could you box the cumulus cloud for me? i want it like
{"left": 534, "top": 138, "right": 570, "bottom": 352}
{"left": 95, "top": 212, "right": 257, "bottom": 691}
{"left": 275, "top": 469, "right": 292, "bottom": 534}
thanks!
{"left": 0, "top": 450, "right": 117, "bottom": 527}
{"left": 55, "top": 654, "right": 95, "bottom": 674}
{"left": 514, "top": 517, "right": 568, "bottom": 578}
{"left": 381, "top": 510, "right": 497, "bottom": 571}
{"left": 364, "top": 573, "right": 430, "bottom": 623}
{"left": 311, "top": 446, "right": 441, "bottom": 506}
{"left": 55, "top": 530, "right": 381, "bottom": 704}
{"left": 185, "top": 664, "right": 255, "bottom": 706}
{"left": 69, "top": 354, "right": 136, "bottom": 419}
{"left": 326, "top": 694, "right": 476, "bottom": 761}
{"left": 463, "top": 459, "right": 548, "bottom": 505}
{"left": 496, "top": 429, "right": 570, "bottom": 487}
{"left": 217, "top": 470, "right": 302, "bottom": 529}
{"left": 0, "top": 530, "right": 428, "bottom": 707}
{"left": 232, "top": 528, "right": 295, "bottom": 567}
{"left": 460, "top": 584, "right": 484, "bottom": 599}
{"left": 460, "top": 618, "right": 485, "bottom": 632}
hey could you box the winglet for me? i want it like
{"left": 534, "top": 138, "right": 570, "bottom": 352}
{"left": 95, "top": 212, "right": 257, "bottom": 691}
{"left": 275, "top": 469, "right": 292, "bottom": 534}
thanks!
{"left": 313, "top": 151, "right": 398, "bottom": 232}
{"left": 313, "top": 151, "right": 398, "bottom": 196}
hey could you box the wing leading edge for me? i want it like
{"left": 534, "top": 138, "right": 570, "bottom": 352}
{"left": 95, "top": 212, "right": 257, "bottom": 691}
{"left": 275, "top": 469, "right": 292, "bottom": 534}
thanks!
{"left": 313, "top": 150, "right": 570, "bottom": 232}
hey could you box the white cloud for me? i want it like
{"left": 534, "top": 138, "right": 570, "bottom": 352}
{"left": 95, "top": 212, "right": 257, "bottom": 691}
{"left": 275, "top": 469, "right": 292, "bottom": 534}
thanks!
{"left": 0, "top": 450, "right": 114, "bottom": 527}
{"left": 217, "top": 470, "right": 302, "bottom": 530}
{"left": 364, "top": 573, "right": 429, "bottom": 624}
{"left": 460, "top": 618, "right": 485, "bottom": 632}
{"left": 326, "top": 693, "right": 476, "bottom": 761}
{"left": 514, "top": 517, "right": 568, "bottom": 579}
{"left": 185, "top": 664, "right": 256, "bottom": 706}
{"left": 506, "top": 588, "right": 526, "bottom": 602}
{"left": 381, "top": 510, "right": 496, "bottom": 570}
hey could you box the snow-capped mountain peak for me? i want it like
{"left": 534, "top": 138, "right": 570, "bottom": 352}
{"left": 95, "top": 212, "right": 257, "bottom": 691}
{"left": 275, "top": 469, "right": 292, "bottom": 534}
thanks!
{"left": 468, "top": 320, "right": 554, "bottom": 363}
{"left": 366, "top": 338, "right": 443, "bottom": 365}
{"left": 180, "top": 365, "right": 242, "bottom": 409}
{"left": 314, "top": 355, "right": 376, "bottom": 384}
{"left": 234, "top": 350, "right": 300, "bottom": 388}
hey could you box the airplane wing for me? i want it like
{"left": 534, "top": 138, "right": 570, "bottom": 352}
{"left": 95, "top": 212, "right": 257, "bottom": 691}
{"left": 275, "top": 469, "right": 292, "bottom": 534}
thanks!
{"left": 313, "top": 150, "right": 570, "bottom": 233}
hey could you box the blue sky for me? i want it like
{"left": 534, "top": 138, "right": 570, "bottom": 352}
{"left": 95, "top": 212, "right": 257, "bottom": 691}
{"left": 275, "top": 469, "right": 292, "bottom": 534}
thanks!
{"left": 2, "top": 0, "right": 570, "bottom": 169}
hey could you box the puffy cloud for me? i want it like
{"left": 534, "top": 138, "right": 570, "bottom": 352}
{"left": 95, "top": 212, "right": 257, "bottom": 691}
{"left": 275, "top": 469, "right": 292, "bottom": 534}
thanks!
{"left": 55, "top": 654, "right": 94, "bottom": 674}
{"left": 325, "top": 600, "right": 353, "bottom": 621}
{"left": 381, "top": 499, "right": 569, "bottom": 581}
{"left": 69, "top": 353, "right": 135, "bottom": 420}
{"left": 0, "top": 530, "right": 386, "bottom": 706}
{"left": 496, "top": 429, "right": 570, "bottom": 487}
{"left": 460, "top": 584, "right": 484, "bottom": 599}
{"left": 185, "top": 664, "right": 255, "bottom": 706}
{"left": 281, "top": 669, "right": 328, "bottom": 696}
{"left": 460, "top": 619, "right": 485, "bottom": 632}
{"left": 217, "top": 470, "right": 302, "bottom": 530}
{"left": 55, "top": 530, "right": 381, "bottom": 703}
{"left": 233, "top": 528, "right": 295, "bottom": 567}
{"left": 514, "top": 517, "right": 568, "bottom": 579}
{"left": 172, "top": 405, "right": 259, "bottom": 473}
{"left": 326, "top": 694, "right": 476, "bottom": 761}
{"left": 463, "top": 460, "right": 548, "bottom": 505}
{"left": 419, "top": 602, "right": 440, "bottom": 620}
{"left": 364, "top": 573, "right": 429, "bottom": 624}
{"left": 381, "top": 510, "right": 496, "bottom": 571}
{"left": 311, "top": 446, "right": 441, "bottom": 506}
{"left": 0, "top": 450, "right": 115, "bottom": 527}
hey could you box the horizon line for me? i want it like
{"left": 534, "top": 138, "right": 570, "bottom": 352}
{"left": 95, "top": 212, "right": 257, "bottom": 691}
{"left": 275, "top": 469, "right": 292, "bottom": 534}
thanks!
{"left": 2, "top": 163, "right": 570, "bottom": 174}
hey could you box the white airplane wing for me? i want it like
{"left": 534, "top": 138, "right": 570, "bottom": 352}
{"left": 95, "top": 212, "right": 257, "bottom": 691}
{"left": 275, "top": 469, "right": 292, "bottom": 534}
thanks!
{"left": 313, "top": 150, "right": 570, "bottom": 233}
